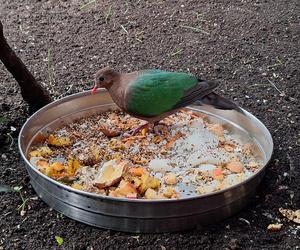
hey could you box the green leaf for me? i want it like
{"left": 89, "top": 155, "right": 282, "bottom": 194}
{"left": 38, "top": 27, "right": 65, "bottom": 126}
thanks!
{"left": 55, "top": 236, "right": 64, "bottom": 246}
{"left": 0, "top": 116, "right": 9, "bottom": 124}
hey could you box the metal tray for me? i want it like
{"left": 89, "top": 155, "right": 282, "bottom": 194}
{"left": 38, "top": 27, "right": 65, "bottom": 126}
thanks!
{"left": 18, "top": 90, "right": 273, "bottom": 233}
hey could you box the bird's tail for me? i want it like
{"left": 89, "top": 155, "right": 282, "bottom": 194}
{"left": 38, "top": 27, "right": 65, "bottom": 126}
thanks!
{"left": 195, "top": 92, "right": 244, "bottom": 114}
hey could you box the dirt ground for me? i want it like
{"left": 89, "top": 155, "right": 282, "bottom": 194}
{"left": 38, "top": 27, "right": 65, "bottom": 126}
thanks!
{"left": 0, "top": 0, "right": 299, "bottom": 249}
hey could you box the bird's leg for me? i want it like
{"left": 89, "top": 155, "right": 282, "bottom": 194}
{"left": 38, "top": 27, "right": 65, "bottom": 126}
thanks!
{"left": 124, "top": 121, "right": 169, "bottom": 137}
{"left": 125, "top": 122, "right": 150, "bottom": 137}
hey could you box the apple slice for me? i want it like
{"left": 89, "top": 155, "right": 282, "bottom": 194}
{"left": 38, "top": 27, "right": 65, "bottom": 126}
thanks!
{"left": 94, "top": 160, "right": 128, "bottom": 189}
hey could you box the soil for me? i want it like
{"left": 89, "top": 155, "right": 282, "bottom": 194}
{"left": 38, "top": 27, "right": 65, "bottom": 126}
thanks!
{"left": 0, "top": 0, "right": 299, "bottom": 249}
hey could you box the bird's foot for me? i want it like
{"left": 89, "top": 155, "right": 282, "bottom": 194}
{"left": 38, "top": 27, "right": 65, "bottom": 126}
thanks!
{"left": 124, "top": 122, "right": 169, "bottom": 137}
{"left": 124, "top": 123, "right": 150, "bottom": 137}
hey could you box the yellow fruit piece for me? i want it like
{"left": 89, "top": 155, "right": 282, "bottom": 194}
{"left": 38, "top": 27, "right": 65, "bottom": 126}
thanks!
{"left": 141, "top": 127, "right": 148, "bottom": 136}
{"left": 163, "top": 173, "right": 177, "bottom": 185}
{"left": 125, "top": 175, "right": 142, "bottom": 188}
{"left": 144, "top": 188, "right": 162, "bottom": 199}
{"left": 129, "top": 167, "right": 147, "bottom": 177}
{"left": 71, "top": 183, "right": 83, "bottom": 190}
{"left": 138, "top": 174, "right": 161, "bottom": 194}
{"left": 51, "top": 162, "right": 65, "bottom": 172}
{"left": 94, "top": 160, "right": 127, "bottom": 189}
{"left": 39, "top": 164, "right": 54, "bottom": 177}
{"left": 109, "top": 180, "right": 137, "bottom": 197}
{"left": 48, "top": 134, "right": 71, "bottom": 147}
{"left": 163, "top": 187, "right": 178, "bottom": 199}
{"left": 34, "top": 159, "right": 53, "bottom": 176}
{"left": 67, "top": 158, "right": 81, "bottom": 175}
{"left": 29, "top": 146, "right": 53, "bottom": 158}
{"left": 226, "top": 161, "right": 244, "bottom": 173}
{"left": 36, "top": 160, "right": 49, "bottom": 168}
{"left": 92, "top": 147, "right": 101, "bottom": 162}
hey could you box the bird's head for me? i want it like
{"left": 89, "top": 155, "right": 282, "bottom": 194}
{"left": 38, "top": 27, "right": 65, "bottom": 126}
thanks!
{"left": 91, "top": 67, "right": 119, "bottom": 94}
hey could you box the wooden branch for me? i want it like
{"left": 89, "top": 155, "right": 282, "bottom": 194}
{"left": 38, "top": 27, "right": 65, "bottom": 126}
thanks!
{"left": 0, "top": 20, "right": 52, "bottom": 111}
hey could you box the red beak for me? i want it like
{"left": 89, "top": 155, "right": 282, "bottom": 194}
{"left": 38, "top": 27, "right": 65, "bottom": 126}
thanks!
{"left": 91, "top": 85, "right": 97, "bottom": 94}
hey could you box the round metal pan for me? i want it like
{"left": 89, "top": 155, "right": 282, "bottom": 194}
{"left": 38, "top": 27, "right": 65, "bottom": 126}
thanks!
{"left": 18, "top": 90, "right": 273, "bottom": 233}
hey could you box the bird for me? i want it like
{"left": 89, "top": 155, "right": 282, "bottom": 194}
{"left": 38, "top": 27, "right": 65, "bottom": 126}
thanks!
{"left": 91, "top": 67, "right": 242, "bottom": 135}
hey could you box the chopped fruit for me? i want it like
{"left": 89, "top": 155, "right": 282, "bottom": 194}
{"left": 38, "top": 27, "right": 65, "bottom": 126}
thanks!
{"left": 127, "top": 175, "right": 142, "bottom": 188}
{"left": 141, "top": 127, "right": 149, "bottom": 136}
{"left": 48, "top": 134, "right": 72, "bottom": 147}
{"left": 71, "top": 183, "right": 83, "bottom": 190}
{"left": 267, "top": 224, "right": 283, "bottom": 232}
{"left": 67, "top": 158, "right": 80, "bottom": 175}
{"left": 51, "top": 162, "right": 65, "bottom": 172}
{"left": 213, "top": 168, "right": 224, "bottom": 180}
{"left": 29, "top": 146, "right": 53, "bottom": 158}
{"left": 98, "top": 124, "right": 121, "bottom": 138}
{"left": 279, "top": 208, "right": 300, "bottom": 224}
{"left": 163, "top": 173, "right": 177, "bottom": 185}
{"left": 91, "top": 147, "right": 101, "bottom": 162}
{"left": 138, "top": 174, "right": 161, "bottom": 194}
{"left": 36, "top": 160, "right": 49, "bottom": 168}
{"left": 126, "top": 193, "right": 138, "bottom": 199}
{"left": 27, "top": 109, "right": 263, "bottom": 200}
{"left": 94, "top": 160, "right": 128, "bottom": 188}
{"left": 39, "top": 164, "right": 54, "bottom": 177}
{"left": 109, "top": 180, "right": 137, "bottom": 197}
{"left": 129, "top": 167, "right": 147, "bottom": 177}
{"left": 226, "top": 161, "right": 244, "bottom": 173}
{"left": 163, "top": 187, "right": 179, "bottom": 199}
{"left": 144, "top": 188, "right": 164, "bottom": 199}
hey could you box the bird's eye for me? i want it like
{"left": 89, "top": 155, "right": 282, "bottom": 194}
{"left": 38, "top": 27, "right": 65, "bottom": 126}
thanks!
{"left": 99, "top": 77, "right": 105, "bottom": 81}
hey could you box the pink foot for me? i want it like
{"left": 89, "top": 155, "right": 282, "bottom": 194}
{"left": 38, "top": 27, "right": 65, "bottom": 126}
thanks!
{"left": 124, "top": 123, "right": 150, "bottom": 137}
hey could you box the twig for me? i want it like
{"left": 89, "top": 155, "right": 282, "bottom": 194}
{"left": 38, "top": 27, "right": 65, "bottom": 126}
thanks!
{"left": 267, "top": 79, "right": 284, "bottom": 95}
{"left": 105, "top": 5, "right": 112, "bottom": 24}
{"left": 120, "top": 25, "right": 128, "bottom": 34}
{"left": 170, "top": 10, "right": 177, "bottom": 18}
{"left": 180, "top": 25, "right": 209, "bottom": 35}
{"left": 170, "top": 48, "right": 183, "bottom": 57}
{"left": 266, "top": 57, "right": 283, "bottom": 69}
{"left": 56, "top": 84, "right": 74, "bottom": 100}
{"left": 80, "top": 0, "right": 96, "bottom": 10}
{"left": 249, "top": 83, "right": 272, "bottom": 88}
{"left": 6, "top": 133, "right": 14, "bottom": 149}
{"left": 123, "top": 2, "right": 129, "bottom": 14}
{"left": 239, "top": 217, "right": 251, "bottom": 225}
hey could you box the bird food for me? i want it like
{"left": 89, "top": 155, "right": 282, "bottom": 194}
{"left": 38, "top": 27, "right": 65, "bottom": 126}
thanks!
{"left": 27, "top": 109, "right": 263, "bottom": 200}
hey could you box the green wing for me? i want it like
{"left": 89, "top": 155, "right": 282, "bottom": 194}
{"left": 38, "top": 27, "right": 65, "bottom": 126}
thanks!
{"left": 126, "top": 70, "right": 199, "bottom": 117}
